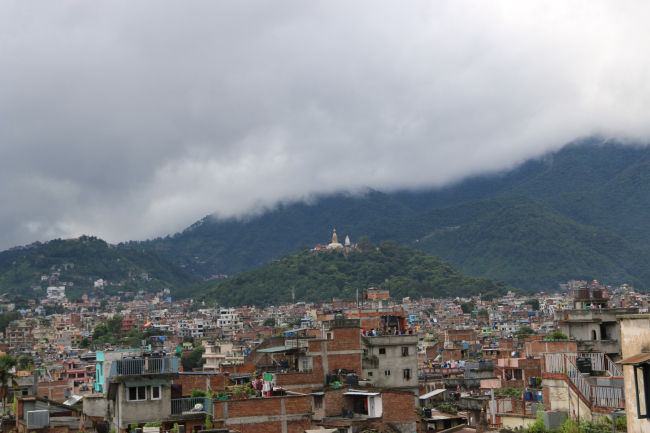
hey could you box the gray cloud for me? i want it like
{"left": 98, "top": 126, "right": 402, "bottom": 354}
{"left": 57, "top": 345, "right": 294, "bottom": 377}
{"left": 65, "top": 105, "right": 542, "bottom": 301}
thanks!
{"left": 2, "top": 1, "right": 650, "bottom": 249}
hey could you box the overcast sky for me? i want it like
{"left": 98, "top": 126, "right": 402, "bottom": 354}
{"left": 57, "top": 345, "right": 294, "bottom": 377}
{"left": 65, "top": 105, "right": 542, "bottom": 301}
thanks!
{"left": 2, "top": 1, "right": 650, "bottom": 250}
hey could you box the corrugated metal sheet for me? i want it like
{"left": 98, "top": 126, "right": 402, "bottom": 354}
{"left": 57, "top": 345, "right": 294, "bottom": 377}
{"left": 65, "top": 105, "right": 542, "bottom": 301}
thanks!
{"left": 618, "top": 353, "right": 650, "bottom": 365}
{"left": 27, "top": 410, "right": 49, "bottom": 429}
{"left": 419, "top": 389, "right": 446, "bottom": 399}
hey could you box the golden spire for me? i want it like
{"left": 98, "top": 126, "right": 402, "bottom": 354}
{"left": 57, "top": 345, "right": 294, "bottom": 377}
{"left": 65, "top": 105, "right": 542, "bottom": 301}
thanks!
{"left": 332, "top": 229, "right": 338, "bottom": 244}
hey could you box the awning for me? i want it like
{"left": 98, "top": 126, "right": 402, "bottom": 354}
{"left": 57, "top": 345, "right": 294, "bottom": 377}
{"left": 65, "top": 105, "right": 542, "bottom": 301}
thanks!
{"left": 618, "top": 353, "right": 650, "bottom": 365}
{"left": 257, "top": 346, "right": 297, "bottom": 353}
{"left": 344, "top": 391, "right": 379, "bottom": 396}
{"left": 419, "top": 389, "right": 446, "bottom": 399}
{"left": 283, "top": 327, "right": 309, "bottom": 334}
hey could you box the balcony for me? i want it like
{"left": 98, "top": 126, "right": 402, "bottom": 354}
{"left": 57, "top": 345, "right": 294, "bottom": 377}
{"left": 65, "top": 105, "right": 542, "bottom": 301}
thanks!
{"left": 110, "top": 357, "right": 178, "bottom": 377}
{"left": 171, "top": 397, "right": 213, "bottom": 416}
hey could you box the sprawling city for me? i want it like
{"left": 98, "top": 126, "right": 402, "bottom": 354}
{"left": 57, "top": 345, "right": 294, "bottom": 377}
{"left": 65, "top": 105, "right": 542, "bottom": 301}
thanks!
{"left": 3, "top": 2, "right": 650, "bottom": 433}
{"left": 0, "top": 230, "right": 646, "bottom": 432}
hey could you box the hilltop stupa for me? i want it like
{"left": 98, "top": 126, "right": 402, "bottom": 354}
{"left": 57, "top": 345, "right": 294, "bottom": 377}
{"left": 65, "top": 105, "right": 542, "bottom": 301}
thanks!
{"left": 327, "top": 229, "right": 344, "bottom": 249}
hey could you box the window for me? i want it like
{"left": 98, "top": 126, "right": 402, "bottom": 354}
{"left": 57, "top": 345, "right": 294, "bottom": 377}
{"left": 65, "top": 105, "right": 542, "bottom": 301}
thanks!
{"left": 151, "top": 385, "right": 161, "bottom": 400}
{"left": 367, "top": 372, "right": 373, "bottom": 377}
{"left": 635, "top": 364, "right": 650, "bottom": 419}
{"left": 128, "top": 386, "right": 147, "bottom": 401}
{"left": 314, "top": 395, "right": 323, "bottom": 409}
{"left": 403, "top": 369, "right": 411, "bottom": 379}
{"left": 302, "top": 357, "right": 310, "bottom": 371}
{"left": 384, "top": 370, "right": 391, "bottom": 376}
{"left": 379, "top": 348, "right": 386, "bottom": 355}
{"left": 326, "top": 332, "right": 333, "bottom": 340}
{"left": 401, "top": 347, "right": 409, "bottom": 357}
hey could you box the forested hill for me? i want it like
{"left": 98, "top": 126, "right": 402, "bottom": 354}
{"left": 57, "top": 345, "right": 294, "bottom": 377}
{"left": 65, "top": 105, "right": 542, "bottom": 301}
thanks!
{"left": 126, "top": 139, "right": 650, "bottom": 293}
{"left": 0, "top": 237, "right": 201, "bottom": 300}
{"left": 126, "top": 190, "right": 416, "bottom": 277}
{"left": 4, "top": 139, "right": 650, "bottom": 295}
{"left": 197, "top": 241, "right": 521, "bottom": 307}
{"left": 370, "top": 196, "right": 650, "bottom": 291}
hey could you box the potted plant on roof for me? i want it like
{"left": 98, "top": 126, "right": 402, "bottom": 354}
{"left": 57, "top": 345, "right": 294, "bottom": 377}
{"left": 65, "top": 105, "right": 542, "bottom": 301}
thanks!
{"left": 232, "top": 387, "right": 243, "bottom": 399}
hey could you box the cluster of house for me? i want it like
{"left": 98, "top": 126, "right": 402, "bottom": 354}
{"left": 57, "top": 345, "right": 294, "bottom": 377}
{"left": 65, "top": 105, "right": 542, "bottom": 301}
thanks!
{"left": 3, "top": 279, "right": 650, "bottom": 432}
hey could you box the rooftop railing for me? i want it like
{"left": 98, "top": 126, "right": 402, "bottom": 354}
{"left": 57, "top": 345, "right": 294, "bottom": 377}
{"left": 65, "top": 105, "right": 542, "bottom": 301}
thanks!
{"left": 109, "top": 356, "right": 178, "bottom": 377}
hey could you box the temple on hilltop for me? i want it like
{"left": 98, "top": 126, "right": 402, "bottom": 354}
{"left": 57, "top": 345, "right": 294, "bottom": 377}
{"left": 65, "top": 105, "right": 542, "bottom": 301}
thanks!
{"left": 312, "top": 229, "right": 357, "bottom": 251}
{"left": 326, "top": 228, "right": 343, "bottom": 249}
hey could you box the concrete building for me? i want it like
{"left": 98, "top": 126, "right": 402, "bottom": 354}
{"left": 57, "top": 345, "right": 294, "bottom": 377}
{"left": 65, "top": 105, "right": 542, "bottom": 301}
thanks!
{"left": 84, "top": 355, "right": 212, "bottom": 432}
{"left": 361, "top": 334, "right": 419, "bottom": 395}
{"left": 555, "top": 306, "right": 637, "bottom": 360}
{"left": 618, "top": 313, "right": 650, "bottom": 433}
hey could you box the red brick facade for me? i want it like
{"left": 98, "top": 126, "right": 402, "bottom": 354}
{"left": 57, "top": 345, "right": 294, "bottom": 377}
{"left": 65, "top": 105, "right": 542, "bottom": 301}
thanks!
{"left": 38, "top": 380, "right": 68, "bottom": 402}
{"left": 175, "top": 372, "right": 227, "bottom": 394}
{"left": 212, "top": 395, "right": 312, "bottom": 433}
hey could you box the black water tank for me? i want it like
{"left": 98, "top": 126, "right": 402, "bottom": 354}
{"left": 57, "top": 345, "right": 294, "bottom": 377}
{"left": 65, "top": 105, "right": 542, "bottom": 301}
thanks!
{"left": 326, "top": 373, "right": 339, "bottom": 384}
{"left": 576, "top": 357, "right": 592, "bottom": 375}
{"left": 529, "top": 376, "right": 537, "bottom": 387}
{"left": 424, "top": 407, "right": 432, "bottom": 418}
{"left": 346, "top": 374, "right": 358, "bottom": 386}
{"left": 279, "top": 359, "right": 289, "bottom": 369}
{"left": 97, "top": 422, "right": 109, "bottom": 433}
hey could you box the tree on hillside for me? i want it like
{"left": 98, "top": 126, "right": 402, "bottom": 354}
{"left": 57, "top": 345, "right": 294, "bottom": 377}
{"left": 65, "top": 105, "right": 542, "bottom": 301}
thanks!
{"left": 460, "top": 302, "right": 475, "bottom": 314}
{"left": 357, "top": 236, "right": 375, "bottom": 251}
{"left": 515, "top": 326, "right": 534, "bottom": 338}
{"left": 478, "top": 309, "right": 489, "bottom": 317}
{"left": 18, "top": 356, "right": 34, "bottom": 370}
{"left": 181, "top": 347, "right": 205, "bottom": 372}
{"left": 525, "top": 299, "right": 540, "bottom": 311}
{"left": 107, "top": 315, "right": 124, "bottom": 336}
{"left": 263, "top": 318, "right": 276, "bottom": 327}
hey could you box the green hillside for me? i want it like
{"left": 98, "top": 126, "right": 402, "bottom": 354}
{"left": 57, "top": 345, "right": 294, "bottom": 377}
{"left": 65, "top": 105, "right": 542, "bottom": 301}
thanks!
{"left": 5, "top": 139, "right": 650, "bottom": 296}
{"left": 371, "top": 197, "right": 650, "bottom": 291}
{"left": 0, "top": 236, "right": 201, "bottom": 300}
{"left": 197, "top": 242, "right": 521, "bottom": 307}
{"left": 127, "top": 190, "right": 416, "bottom": 277}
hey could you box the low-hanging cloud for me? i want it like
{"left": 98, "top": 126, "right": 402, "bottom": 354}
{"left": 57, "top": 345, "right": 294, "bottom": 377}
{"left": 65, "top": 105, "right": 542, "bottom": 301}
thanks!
{"left": 1, "top": 1, "right": 650, "bottom": 250}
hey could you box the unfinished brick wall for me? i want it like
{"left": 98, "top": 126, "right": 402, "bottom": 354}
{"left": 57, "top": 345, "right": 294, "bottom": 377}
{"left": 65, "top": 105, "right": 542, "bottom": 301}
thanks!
{"left": 212, "top": 395, "right": 312, "bottom": 433}
{"left": 323, "top": 388, "right": 355, "bottom": 417}
{"left": 219, "top": 363, "right": 255, "bottom": 374}
{"left": 38, "top": 380, "right": 68, "bottom": 402}
{"left": 175, "top": 372, "right": 227, "bottom": 394}
{"left": 527, "top": 339, "right": 577, "bottom": 357}
{"left": 381, "top": 390, "right": 418, "bottom": 423}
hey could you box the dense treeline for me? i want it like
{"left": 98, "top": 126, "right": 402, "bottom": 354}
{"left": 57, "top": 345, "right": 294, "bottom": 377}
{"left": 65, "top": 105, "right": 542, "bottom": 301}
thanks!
{"left": 0, "top": 237, "right": 201, "bottom": 299}
{"left": 197, "top": 240, "right": 521, "bottom": 307}
{"left": 373, "top": 197, "right": 650, "bottom": 291}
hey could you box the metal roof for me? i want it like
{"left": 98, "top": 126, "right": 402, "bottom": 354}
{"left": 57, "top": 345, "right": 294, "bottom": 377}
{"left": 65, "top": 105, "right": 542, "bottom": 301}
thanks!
{"left": 344, "top": 391, "right": 380, "bottom": 396}
{"left": 283, "top": 327, "right": 310, "bottom": 334}
{"left": 419, "top": 389, "right": 446, "bottom": 399}
{"left": 618, "top": 352, "right": 650, "bottom": 365}
{"left": 256, "top": 346, "right": 297, "bottom": 353}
